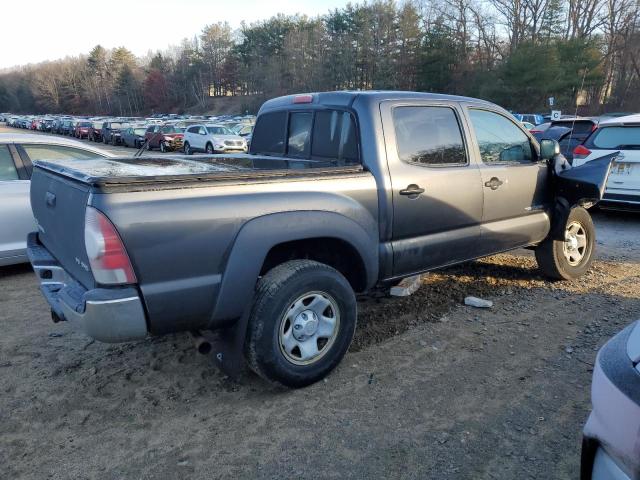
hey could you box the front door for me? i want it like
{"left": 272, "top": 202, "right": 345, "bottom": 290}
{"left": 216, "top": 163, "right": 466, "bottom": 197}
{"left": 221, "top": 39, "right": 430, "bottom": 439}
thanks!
{"left": 380, "top": 102, "right": 484, "bottom": 277}
{"left": 464, "top": 107, "right": 552, "bottom": 254}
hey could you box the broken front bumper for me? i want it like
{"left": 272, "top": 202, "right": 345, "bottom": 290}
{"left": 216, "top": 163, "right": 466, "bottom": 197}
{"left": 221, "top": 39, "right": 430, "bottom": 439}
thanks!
{"left": 27, "top": 232, "right": 148, "bottom": 343}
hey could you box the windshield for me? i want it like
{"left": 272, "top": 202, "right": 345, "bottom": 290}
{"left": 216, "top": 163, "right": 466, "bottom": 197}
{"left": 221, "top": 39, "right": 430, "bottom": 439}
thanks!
{"left": 92, "top": 122, "right": 102, "bottom": 128}
{"left": 207, "top": 126, "right": 233, "bottom": 135}
{"left": 110, "top": 122, "right": 127, "bottom": 129}
{"left": 80, "top": 121, "right": 92, "bottom": 127}
{"left": 134, "top": 128, "right": 147, "bottom": 135}
{"left": 591, "top": 126, "right": 640, "bottom": 149}
{"left": 161, "top": 125, "right": 184, "bottom": 134}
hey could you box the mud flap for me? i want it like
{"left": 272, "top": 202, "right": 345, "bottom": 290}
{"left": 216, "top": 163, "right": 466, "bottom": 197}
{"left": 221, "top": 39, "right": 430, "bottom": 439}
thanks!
{"left": 550, "top": 152, "right": 618, "bottom": 240}
{"left": 207, "top": 311, "right": 251, "bottom": 380}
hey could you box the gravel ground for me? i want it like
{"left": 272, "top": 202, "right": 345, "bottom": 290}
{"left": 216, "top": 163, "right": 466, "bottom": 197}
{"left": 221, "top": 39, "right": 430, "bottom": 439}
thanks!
{"left": 0, "top": 160, "right": 639, "bottom": 478}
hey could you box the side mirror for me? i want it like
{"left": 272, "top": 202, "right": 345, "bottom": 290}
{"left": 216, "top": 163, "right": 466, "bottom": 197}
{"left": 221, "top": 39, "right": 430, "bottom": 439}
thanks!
{"left": 539, "top": 139, "right": 560, "bottom": 160}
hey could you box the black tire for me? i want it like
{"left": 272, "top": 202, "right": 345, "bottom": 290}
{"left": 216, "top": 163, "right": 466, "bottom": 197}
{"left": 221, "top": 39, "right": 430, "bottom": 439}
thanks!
{"left": 535, "top": 207, "right": 595, "bottom": 280}
{"left": 205, "top": 142, "right": 214, "bottom": 154}
{"left": 245, "top": 260, "right": 357, "bottom": 388}
{"left": 111, "top": 136, "right": 116, "bottom": 146}
{"left": 184, "top": 142, "right": 191, "bottom": 155}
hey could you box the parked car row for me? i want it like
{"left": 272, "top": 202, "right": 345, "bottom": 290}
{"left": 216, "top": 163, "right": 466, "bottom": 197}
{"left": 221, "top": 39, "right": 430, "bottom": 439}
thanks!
{"left": 2, "top": 112, "right": 256, "bottom": 152}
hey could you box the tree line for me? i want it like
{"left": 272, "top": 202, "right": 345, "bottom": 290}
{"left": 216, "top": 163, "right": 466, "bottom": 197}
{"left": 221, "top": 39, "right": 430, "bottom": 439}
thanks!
{"left": 1, "top": 0, "right": 638, "bottom": 116}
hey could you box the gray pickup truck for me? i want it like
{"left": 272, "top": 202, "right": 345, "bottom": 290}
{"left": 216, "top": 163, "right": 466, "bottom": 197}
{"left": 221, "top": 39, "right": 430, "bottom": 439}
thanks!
{"left": 27, "top": 91, "right": 615, "bottom": 387}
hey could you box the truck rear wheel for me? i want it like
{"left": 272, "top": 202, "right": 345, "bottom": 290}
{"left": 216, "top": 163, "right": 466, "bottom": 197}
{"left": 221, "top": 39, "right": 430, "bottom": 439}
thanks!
{"left": 535, "top": 206, "right": 595, "bottom": 280}
{"left": 245, "top": 260, "right": 357, "bottom": 388}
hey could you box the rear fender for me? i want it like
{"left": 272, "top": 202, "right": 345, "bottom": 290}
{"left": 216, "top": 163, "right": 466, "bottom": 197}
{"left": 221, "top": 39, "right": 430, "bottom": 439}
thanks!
{"left": 210, "top": 211, "right": 378, "bottom": 328}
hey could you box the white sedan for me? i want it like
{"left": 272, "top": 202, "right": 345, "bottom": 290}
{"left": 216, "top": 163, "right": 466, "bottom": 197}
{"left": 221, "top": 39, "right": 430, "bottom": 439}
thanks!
{"left": 0, "top": 134, "right": 112, "bottom": 266}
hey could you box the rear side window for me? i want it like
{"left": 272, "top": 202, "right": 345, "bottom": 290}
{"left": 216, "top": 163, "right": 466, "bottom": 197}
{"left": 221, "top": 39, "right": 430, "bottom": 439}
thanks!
{"left": 187, "top": 126, "right": 199, "bottom": 134}
{"left": 287, "top": 112, "right": 312, "bottom": 157}
{"left": 0, "top": 145, "right": 18, "bottom": 180}
{"left": 393, "top": 106, "right": 467, "bottom": 166}
{"left": 469, "top": 109, "right": 533, "bottom": 164}
{"left": 21, "top": 144, "right": 106, "bottom": 161}
{"left": 251, "top": 111, "right": 287, "bottom": 155}
{"left": 312, "top": 110, "right": 358, "bottom": 163}
{"left": 588, "top": 126, "right": 640, "bottom": 149}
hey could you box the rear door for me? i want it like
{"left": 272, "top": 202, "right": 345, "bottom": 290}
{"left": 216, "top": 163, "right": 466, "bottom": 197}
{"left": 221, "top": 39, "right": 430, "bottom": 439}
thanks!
{"left": 464, "top": 107, "right": 551, "bottom": 254}
{"left": 380, "top": 101, "right": 483, "bottom": 276}
{"left": 0, "top": 144, "right": 33, "bottom": 264}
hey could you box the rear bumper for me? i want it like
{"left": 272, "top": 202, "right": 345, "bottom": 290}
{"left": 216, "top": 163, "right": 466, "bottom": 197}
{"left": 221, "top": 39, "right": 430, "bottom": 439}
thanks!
{"left": 27, "top": 232, "right": 148, "bottom": 343}
{"left": 600, "top": 191, "right": 640, "bottom": 210}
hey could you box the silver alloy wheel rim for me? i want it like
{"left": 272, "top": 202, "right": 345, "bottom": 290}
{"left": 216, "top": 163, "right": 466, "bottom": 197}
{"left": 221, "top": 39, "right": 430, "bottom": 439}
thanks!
{"left": 279, "top": 291, "right": 340, "bottom": 366}
{"left": 563, "top": 221, "right": 587, "bottom": 266}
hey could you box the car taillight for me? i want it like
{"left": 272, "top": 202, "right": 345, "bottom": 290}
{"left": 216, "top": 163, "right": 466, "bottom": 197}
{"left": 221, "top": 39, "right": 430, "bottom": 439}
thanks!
{"left": 573, "top": 145, "right": 591, "bottom": 159}
{"left": 84, "top": 206, "right": 136, "bottom": 284}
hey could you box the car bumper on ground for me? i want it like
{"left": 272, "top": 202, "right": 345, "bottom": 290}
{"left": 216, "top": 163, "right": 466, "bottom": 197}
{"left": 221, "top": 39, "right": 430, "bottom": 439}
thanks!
{"left": 581, "top": 321, "right": 640, "bottom": 480}
{"left": 27, "top": 232, "right": 148, "bottom": 343}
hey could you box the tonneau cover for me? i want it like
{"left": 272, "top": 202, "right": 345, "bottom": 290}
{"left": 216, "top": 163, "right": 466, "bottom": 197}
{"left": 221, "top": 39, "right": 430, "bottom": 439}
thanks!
{"left": 33, "top": 155, "right": 363, "bottom": 189}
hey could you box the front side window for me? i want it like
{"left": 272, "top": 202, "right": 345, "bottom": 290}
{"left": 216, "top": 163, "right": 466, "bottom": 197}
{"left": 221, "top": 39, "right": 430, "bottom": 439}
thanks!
{"left": 469, "top": 109, "right": 533, "bottom": 164}
{"left": 0, "top": 145, "right": 18, "bottom": 180}
{"left": 21, "top": 144, "right": 107, "bottom": 161}
{"left": 287, "top": 112, "right": 312, "bottom": 157}
{"left": 393, "top": 106, "right": 467, "bottom": 166}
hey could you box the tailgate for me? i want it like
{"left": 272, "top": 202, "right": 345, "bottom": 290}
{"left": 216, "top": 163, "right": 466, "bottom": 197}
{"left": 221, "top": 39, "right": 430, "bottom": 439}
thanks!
{"left": 30, "top": 167, "right": 94, "bottom": 288}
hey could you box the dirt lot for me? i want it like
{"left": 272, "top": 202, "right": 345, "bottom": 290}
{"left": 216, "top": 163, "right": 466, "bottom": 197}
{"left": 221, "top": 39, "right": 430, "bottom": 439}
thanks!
{"left": 1, "top": 205, "right": 639, "bottom": 478}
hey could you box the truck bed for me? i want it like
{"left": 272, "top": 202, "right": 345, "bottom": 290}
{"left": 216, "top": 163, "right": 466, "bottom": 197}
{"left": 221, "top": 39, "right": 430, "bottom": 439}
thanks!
{"left": 35, "top": 155, "right": 364, "bottom": 192}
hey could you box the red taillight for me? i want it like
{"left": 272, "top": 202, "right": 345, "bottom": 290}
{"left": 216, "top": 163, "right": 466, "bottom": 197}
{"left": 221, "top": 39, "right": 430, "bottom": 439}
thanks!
{"left": 293, "top": 94, "right": 313, "bottom": 104}
{"left": 85, "top": 206, "right": 136, "bottom": 284}
{"left": 573, "top": 145, "right": 591, "bottom": 159}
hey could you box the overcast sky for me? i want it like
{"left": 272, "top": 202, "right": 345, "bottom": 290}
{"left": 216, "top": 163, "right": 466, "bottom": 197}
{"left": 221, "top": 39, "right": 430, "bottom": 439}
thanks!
{"left": 1, "top": 0, "right": 348, "bottom": 69}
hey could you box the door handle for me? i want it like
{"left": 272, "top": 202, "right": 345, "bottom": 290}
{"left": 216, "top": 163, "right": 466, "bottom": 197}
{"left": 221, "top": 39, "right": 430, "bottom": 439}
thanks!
{"left": 484, "top": 177, "right": 504, "bottom": 190}
{"left": 399, "top": 184, "right": 425, "bottom": 198}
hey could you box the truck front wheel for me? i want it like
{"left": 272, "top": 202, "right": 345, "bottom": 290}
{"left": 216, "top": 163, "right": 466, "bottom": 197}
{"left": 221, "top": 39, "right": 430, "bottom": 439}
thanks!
{"left": 245, "top": 260, "right": 357, "bottom": 388}
{"left": 535, "top": 206, "right": 595, "bottom": 280}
